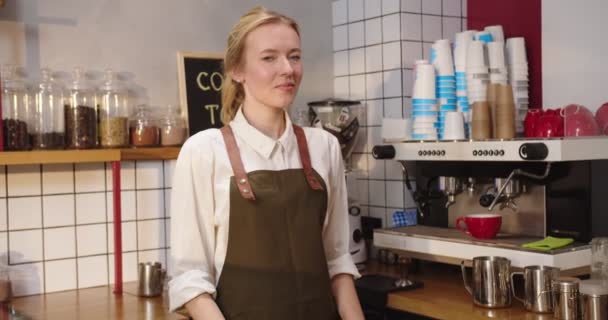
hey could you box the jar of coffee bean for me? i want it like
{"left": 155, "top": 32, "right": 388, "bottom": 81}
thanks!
{"left": 99, "top": 69, "right": 129, "bottom": 148}
{"left": 31, "top": 68, "right": 65, "bottom": 150}
{"left": 159, "top": 104, "right": 187, "bottom": 146}
{"left": 1, "top": 64, "right": 31, "bottom": 151}
{"left": 65, "top": 67, "right": 97, "bottom": 149}
{"left": 130, "top": 105, "right": 160, "bottom": 147}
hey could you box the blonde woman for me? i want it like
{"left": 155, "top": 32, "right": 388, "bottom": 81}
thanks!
{"left": 169, "top": 7, "right": 364, "bottom": 320}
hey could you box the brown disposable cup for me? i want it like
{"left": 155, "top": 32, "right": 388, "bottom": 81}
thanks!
{"left": 496, "top": 84, "right": 515, "bottom": 106}
{"left": 472, "top": 101, "right": 492, "bottom": 121}
{"left": 495, "top": 102, "right": 516, "bottom": 139}
{"left": 487, "top": 83, "right": 500, "bottom": 136}
{"left": 472, "top": 119, "right": 492, "bottom": 140}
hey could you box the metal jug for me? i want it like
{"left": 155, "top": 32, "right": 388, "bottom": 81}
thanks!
{"left": 552, "top": 277, "right": 580, "bottom": 320}
{"left": 138, "top": 262, "right": 166, "bottom": 297}
{"left": 511, "top": 265, "right": 560, "bottom": 313}
{"left": 461, "top": 256, "right": 512, "bottom": 308}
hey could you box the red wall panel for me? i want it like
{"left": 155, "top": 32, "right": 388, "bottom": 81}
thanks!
{"left": 468, "top": 0, "right": 542, "bottom": 108}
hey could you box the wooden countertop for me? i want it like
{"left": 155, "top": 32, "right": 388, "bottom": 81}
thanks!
{"left": 7, "top": 282, "right": 186, "bottom": 320}
{"left": 7, "top": 262, "right": 560, "bottom": 320}
{"left": 367, "top": 262, "right": 554, "bottom": 320}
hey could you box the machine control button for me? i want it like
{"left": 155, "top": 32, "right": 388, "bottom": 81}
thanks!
{"left": 519, "top": 143, "right": 549, "bottom": 160}
{"left": 431, "top": 150, "right": 437, "bottom": 156}
{"left": 440, "top": 150, "right": 446, "bottom": 156}
{"left": 482, "top": 150, "right": 489, "bottom": 156}
{"left": 422, "top": 150, "right": 428, "bottom": 156}
{"left": 489, "top": 150, "right": 495, "bottom": 156}
{"left": 418, "top": 150, "right": 423, "bottom": 156}
{"left": 499, "top": 150, "right": 505, "bottom": 156}
{"left": 473, "top": 150, "right": 478, "bottom": 156}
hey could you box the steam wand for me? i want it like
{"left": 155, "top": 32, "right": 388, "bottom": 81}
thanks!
{"left": 488, "top": 163, "right": 552, "bottom": 211}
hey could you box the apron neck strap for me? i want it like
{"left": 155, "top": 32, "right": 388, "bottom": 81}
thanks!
{"left": 292, "top": 125, "right": 324, "bottom": 191}
{"left": 220, "top": 125, "right": 256, "bottom": 201}
{"left": 220, "top": 124, "right": 325, "bottom": 201}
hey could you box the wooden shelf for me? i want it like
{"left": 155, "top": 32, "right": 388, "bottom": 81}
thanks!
{"left": 0, "top": 147, "right": 181, "bottom": 165}
{"left": 120, "top": 147, "right": 181, "bottom": 160}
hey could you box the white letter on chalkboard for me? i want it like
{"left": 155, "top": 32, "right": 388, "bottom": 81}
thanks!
{"left": 210, "top": 72, "right": 224, "bottom": 91}
{"left": 205, "top": 104, "right": 220, "bottom": 125}
{"left": 197, "top": 72, "right": 211, "bottom": 91}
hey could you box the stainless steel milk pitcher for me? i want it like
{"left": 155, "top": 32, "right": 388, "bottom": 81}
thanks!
{"left": 461, "top": 256, "right": 512, "bottom": 308}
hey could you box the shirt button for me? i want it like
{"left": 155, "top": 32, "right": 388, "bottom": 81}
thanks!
{"left": 239, "top": 178, "right": 247, "bottom": 185}
{"left": 242, "top": 188, "right": 249, "bottom": 193}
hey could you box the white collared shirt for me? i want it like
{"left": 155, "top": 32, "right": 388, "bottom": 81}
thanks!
{"left": 168, "top": 108, "right": 360, "bottom": 312}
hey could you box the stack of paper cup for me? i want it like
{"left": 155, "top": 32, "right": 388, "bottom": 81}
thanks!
{"left": 506, "top": 37, "right": 529, "bottom": 134}
{"left": 454, "top": 31, "right": 475, "bottom": 136}
{"left": 466, "top": 41, "right": 490, "bottom": 105}
{"left": 431, "top": 39, "right": 456, "bottom": 139}
{"left": 487, "top": 42, "right": 508, "bottom": 84}
{"left": 442, "top": 111, "right": 466, "bottom": 140}
{"left": 484, "top": 25, "right": 505, "bottom": 43}
{"left": 411, "top": 62, "right": 438, "bottom": 140}
{"left": 475, "top": 31, "right": 493, "bottom": 44}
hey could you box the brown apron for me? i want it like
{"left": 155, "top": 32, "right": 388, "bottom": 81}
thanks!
{"left": 215, "top": 125, "right": 339, "bottom": 320}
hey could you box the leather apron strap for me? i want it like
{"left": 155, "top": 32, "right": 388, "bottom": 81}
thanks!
{"left": 220, "top": 124, "right": 324, "bottom": 201}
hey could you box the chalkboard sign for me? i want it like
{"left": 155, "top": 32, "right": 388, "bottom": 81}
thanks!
{"left": 177, "top": 51, "right": 225, "bottom": 136}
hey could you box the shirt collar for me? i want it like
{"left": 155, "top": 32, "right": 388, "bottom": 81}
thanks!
{"left": 230, "top": 107, "right": 296, "bottom": 159}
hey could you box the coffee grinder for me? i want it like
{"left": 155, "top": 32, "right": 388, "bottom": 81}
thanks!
{"left": 306, "top": 98, "right": 367, "bottom": 266}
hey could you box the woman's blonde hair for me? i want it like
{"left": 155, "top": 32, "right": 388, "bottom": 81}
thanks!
{"left": 221, "top": 6, "right": 301, "bottom": 125}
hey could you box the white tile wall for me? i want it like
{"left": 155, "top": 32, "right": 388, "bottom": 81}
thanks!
{"left": 44, "top": 227, "right": 76, "bottom": 260}
{"left": 382, "top": 0, "right": 400, "bottom": 14}
{"left": 8, "top": 197, "right": 42, "bottom": 230}
{"left": 382, "top": 14, "right": 401, "bottom": 42}
{"left": 365, "top": 0, "right": 382, "bottom": 19}
{"left": 333, "top": 25, "right": 348, "bottom": 51}
{"left": 43, "top": 195, "right": 75, "bottom": 227}
{"left": 349, "top": 48, "right": 366, "bottom": 74}
{"left": 422, "top": 0, "right": 442, "bottom": 15}
{"left": 78, "top": 255, "right": 108, "bottom": 289}
{"left": 401, "top": 0, "right": 421, "bottom": 13}
{"left": 76, "top": 193, "right": 106, "bottom": 224}
{"left": 349, "top": 0, "right": 365, "bottom": 22}
{"left": 75, "top": 163, "right": 105, "bottom": 193}
{"left": 42, "top": 164, "right": 74, "bottom": 195}
{"left": 422, "top": 15, "right": 443, "bottom": 41}
{"left": 10, "top": 230, "right": 43, "bottom": 264}
{"left": 77, "top": 224, "right": 108, "bottom": 256}
{"left": 332, "top": 0, "right": 467, "bottom": 228}
{"left": 365, "top": 45, "right": 383, "bottom": 73}
{"left": 334, "top": 51, "right": 349, "bottom": 76}
{"left": 334, "top": 77, "right": 350, "bottom": 98}
{"left": 0, "top": 158, "right": 173, "bottom": 297}
{"left": 348, "top": 22, "right": 365, "bottom": 48}
{"left": 45, "top": 259, "right": 77, "bottom": 293}
{"left": 108, "top": 252, "right": 138, "bottom": 283}
{"left": 333, "top": 0, "right": 348, "bottom": 25}
{"left": 382, "top": 42, "right": 401, "bottom": 70}
{"left": 365, "top": 18, "right": 382, "bottom": 45}
{"left": 349, "top": 75, "right": 366, "bottom": 100}
{"left": 8, "top": 165, "right": 41, "bottom": 197}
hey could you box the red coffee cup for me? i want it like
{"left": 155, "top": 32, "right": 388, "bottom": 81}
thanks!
{"left": 456, "top": 213, "right": 502, "bottom": 239}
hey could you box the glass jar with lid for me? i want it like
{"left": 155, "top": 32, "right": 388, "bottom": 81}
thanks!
{"left": 99, "top": 70, "right": 129, "bottom": 148}
{"left": 65, "top": 67, "right": 97, "bottom": 149}
{"left": 1, "top": 64, "right": 32, "bottom": 150}
{"left": 32, "top": 68, "right": 65, "bottom": 149}
{"left": 129, "top": 104, "right": 159, "bottom": 147}
{"left": 159, "top": 104, "right": 187, "bottom": 146}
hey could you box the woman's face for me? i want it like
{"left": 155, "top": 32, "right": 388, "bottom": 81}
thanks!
{"left": 235, "top": 22, "right": 303, "bottom": 111}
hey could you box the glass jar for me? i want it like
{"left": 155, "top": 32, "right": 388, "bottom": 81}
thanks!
{"left": 159, "top": 104, "right": 187, "bottom": 146}
{"left": 591, "top": 237, "right": 608, "bottom": 281}
{"left": 65, "top": 67, "right": 97, "bottom": 149}
{"left": 99, "top": 70, "right": 129, "bottom": 148}
{"left": 1, "top": 64, "right": 31, "bottom": 151}
{"left": 130, "top": 104, "right": 159, "bottom": 147}
{"left": 32, "top": 68, "right": 65, "bottom": 149}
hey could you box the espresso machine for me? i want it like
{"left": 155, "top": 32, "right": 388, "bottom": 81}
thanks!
{"left": 371, "top": 138, "right": 608, "bottom": 273}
